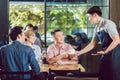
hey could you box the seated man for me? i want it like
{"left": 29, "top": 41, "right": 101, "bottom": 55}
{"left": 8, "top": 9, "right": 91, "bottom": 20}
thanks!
{"left": 46, "top": 29, "right": 78, "bottom": 65}
{"left": 0, "top": 26, "right": 45, "bottom": 80}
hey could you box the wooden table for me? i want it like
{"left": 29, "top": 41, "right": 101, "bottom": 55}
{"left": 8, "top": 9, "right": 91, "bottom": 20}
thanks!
{"left": 39, "top": 63, "right": 85, "bottom": 72}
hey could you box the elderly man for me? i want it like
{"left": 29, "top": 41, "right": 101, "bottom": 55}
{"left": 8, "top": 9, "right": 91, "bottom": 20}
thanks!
{"left": 46, "top": 29, "right": 78, "bottom": 65}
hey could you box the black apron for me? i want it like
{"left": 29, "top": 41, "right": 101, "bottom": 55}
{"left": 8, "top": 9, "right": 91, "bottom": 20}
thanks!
{"left": 97, "top": 30, "right": 120, "bottom": 80}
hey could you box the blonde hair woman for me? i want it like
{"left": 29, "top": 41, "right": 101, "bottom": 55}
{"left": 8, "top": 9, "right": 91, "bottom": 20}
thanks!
{"left": 25, "top": 30, "right": 42, "bottom": 62}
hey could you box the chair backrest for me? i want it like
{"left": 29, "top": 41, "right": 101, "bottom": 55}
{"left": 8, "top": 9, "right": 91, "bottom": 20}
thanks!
{"left": 0, "top": 69, "right": 33, "bottom": 80}
{"left": 54, "top": 76, "right": 81, "bottom": 80}
{"left": 48, "top": 68, "right": 81, "bottom": 77}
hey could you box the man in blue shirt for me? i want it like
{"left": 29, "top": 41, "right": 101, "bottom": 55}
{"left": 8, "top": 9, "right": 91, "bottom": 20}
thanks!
{"left": 0, "top": 26, "right": 45, "bottom": 80}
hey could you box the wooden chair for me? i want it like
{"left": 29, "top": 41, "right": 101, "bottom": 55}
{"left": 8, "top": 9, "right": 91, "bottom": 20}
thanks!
{"left": 48, "top": 68, "right": 81, "bottom": 80}
{"left": 54, "top": 72, "right": 99, "bottom": 80}
{"left": 54, "top": 76, "right": 80, "bottom": 80}
{"left": 0, "top": 69, "right": 33, "bottom": 80}
{"left": 54, "top": 76, "right": 98, "bottom": 80}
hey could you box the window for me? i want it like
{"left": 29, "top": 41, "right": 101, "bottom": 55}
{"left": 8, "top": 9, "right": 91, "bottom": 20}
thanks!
{"left": 9, "top": 1, "right": 45, "bottom": 43}
{"left": 9, "top": 0, "right": 109, "bottom": 73}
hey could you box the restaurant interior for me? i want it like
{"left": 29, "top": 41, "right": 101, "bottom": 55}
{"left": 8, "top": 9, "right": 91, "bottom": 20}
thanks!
{"left": 0, "top": 0, "right": 120, "bottom": 80}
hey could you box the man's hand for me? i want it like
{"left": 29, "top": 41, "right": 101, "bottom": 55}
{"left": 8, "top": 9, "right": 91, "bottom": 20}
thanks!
{"left": 75, "top": 51, "right": 81, "bottom": 56}
{"left": 48, "top": 53, "right": 68, "bottom": 64}
{"left": 91, "top": 51, "right": 105, "bottom": 56}
{"left": 57, "top": 60, "right": 65, "bottom": 65}
{"left": 68, "top": 54, "right": 76, "bottom": 59}
{"left": 60, "top": 52, "right": 68, "bottom": 59}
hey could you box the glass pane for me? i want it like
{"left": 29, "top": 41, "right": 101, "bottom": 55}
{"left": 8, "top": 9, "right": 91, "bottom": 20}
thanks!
{"left": 87, "top": 0, "right": 109, "bottom": 6}
{"left": 9, "top": 1, "right": 45, "bottom": 44}
{"left": 46, "top": 3, "right": 87, "bottom": 46}
{"left": 46, "top": 3, "right": 67, "bottom": 46}
{"left": 87, "top": 0, "right": 109, "bottom": 40}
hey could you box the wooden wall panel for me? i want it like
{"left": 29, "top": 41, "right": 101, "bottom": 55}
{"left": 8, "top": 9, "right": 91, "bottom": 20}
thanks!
{"left": 0, "top": 0, "right": 9, "bottom": 44}
{"left": 110, "top": 0, "right": 120, "bottom": 28}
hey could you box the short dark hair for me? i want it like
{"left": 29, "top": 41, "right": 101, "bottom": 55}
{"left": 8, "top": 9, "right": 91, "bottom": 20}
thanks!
{"left": 87, "top": 6, "right": 102, "bottom": 16}
{"left": 24, "top": 23, "right": 33, "bottom": 31}
{"left": 9, "top": 26, "right": 23, "bottom": 41}
{"left": 33, "top": 26, "right": 38, "bottom": 31}
{"left": 51, "top": 29, "right": 61, "bottom": 36}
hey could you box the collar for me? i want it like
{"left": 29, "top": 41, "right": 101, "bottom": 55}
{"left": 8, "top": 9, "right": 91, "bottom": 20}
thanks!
{"left": 13, "top": 40, "right": 23, "bottom": 45}
{"left": 54, "top": 43, "right": 65, "bottom": 50}
{"left": 97, "top": 18, "right": 104, "bottom": 28}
